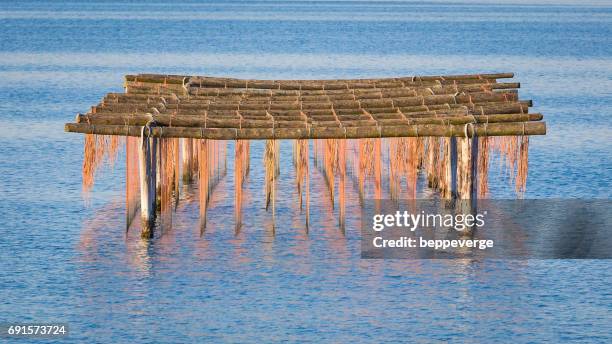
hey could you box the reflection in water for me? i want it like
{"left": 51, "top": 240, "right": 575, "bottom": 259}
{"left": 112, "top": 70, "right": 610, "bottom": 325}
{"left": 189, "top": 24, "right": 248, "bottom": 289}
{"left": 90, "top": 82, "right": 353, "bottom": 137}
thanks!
{"left": 82, "top": 136, "right": 530, "bottom": 239}
{"left": 77, "top": 136, "right": 534, "bottom": 274}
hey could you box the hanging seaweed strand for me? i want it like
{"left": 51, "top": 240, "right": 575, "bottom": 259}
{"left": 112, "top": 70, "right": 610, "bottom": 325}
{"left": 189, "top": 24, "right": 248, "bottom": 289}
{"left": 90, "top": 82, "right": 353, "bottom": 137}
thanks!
{"left": 478, "top": 137, "right": 490, "bottom": 197}
{"left": 82, "top": 134, "right": 122, "bottom": 195}
{"left": 323, "top": 139, "right": 337, "bottom": 208}
{"left": 264, "top": 140, "right": 277, "bottom": 229}
{"left": 235, "top": 140, "right": 249, "bottom": 231}
{"left": 516, "top": 136, "right": 529, "bottom": 196}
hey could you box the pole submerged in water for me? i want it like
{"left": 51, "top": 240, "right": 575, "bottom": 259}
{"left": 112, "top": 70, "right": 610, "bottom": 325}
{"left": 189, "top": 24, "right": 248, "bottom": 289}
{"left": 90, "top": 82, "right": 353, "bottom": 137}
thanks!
{"left": 138, "top": 124, "right": 157, "bottom": 238}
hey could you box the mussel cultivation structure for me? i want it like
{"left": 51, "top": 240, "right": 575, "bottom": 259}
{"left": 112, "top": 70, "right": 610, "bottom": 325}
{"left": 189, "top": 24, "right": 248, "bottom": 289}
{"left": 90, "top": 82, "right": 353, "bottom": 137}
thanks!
{"left": 65, "top": 73, "right": 545, "bottom": 238}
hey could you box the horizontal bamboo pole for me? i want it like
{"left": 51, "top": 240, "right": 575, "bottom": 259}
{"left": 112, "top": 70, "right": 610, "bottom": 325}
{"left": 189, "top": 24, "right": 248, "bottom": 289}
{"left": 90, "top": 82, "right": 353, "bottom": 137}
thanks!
{"left": 95, "top": 92, "right": 520, "bottom": 113}
{"left": 124, "top": 72, "right": 514, "bottom": 87}
{"left": 124, "top": 77, "right": 510, "bottom": 95}
{"left": 76, "top": 112, "right": 542, "bottom": 128}
{"left": 115, "top": 87, "right": 520, "bottom": 105}
{"left": 111, "top": 82, "right": 520, "bottom": 103}
{"left": 65, "top": 121, "right": 545, "bottom": 139}
{"left": 87, "top": 101, "right": 531, "bottom": 122}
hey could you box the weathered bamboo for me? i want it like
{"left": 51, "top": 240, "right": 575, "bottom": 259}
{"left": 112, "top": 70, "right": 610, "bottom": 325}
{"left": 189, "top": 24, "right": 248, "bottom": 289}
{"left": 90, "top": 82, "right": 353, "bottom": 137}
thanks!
{"left": 125, "top": 72, "right": 513, "bottom": 88}
{"left": 112, "top": 81, "right": 520, "bottom": 102}
{"left": 426, "top": 138, "right": 441, "bottom": 188}
{"left": 76, "top": 112, "right": 542, "bottom": 129}
{"left": 442, "top": 137, "right": 457, "bottom": 199}
{"left": 94, "top": 92, "right": 519, "bottom": 113}
{"left": 150, "top": 137, "right": 158, "bottom": 220}
{"left": 456, "top": 134, "right": 478, "bottom": 200}
{"left": 181, "top": 138, "right": 193, "bottom": 182}
{"left": 304, "top": 140, "right": 310, "bottom": 229}
{"left": 85, "top": 100, "right": 532, "bottom": 121}
{"left": 125, "top": 73, "right": 514, "bottom": 86}
{"left": 65, "top": 121, "right": 546, "bottom": 139}
{"left": 198, "top": 140, "right": 208, "bottom": 231}
{"left": 138, "top": 126, "right": 157, "bottom": 238}
{"left": 235, "top": 140, "right": 244, "bottom": 231}
{"left": 173, "top": 138, "right": 180, "bottom": 207}
{"left": 338, "top": 139, "right": 346, "bottom": 230}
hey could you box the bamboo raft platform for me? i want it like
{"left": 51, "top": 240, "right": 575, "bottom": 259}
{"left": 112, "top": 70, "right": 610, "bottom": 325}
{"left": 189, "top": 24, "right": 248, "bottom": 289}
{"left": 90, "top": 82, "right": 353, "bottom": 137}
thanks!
{"left": 66, "top": 73, "right": 545, "bottom": 238}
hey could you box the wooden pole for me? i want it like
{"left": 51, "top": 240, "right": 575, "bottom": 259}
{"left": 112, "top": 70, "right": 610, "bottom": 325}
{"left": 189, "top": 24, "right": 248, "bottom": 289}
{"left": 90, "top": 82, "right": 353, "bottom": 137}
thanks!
{"left": 455, "top": 130, "right": 478, "bottom": 234}
{"left": 338, "top": 139, "right": 346, "bottom": 230}
{"left": 305, "top": 141, "right": 310, "bottom": 230}
{"left": 65, "top": 121, "right": 546, "bottom": 140}
{"left": 173, "top": 138, "right": 180, "bottom": 208}
{"left": 199, "top": 140, "right": 208, "bottom": 231}
{"left": 456, "top": 131, "right": 479, "bottom": 200}
{"left": 149, "top": 136, "right": 158, "bottom": 222}
{"left": 138, "top": 125, "right": 156, "bottom": 238}
{"left": 181, "top": 138, "right": 193, "bottom": 182}
{"left": 235, "top": 140, "right": 243, "bottom": 231}
{"left": 155, "top": 139, "right": 161, "bottom": 211}
{"left": 442, "top": 137, "right": 457, "bottom": 199}
{"left": 125, "top": 72, "right": 514, "bottom": 87}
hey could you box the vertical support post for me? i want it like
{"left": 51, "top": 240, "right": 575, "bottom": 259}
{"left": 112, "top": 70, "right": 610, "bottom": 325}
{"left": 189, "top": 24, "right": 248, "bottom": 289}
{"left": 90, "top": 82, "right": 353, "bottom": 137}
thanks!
{"left": 456, "top": 137, "right": 473, "bottom": 199}
{"left": 138, "top": 127, "right": 156, "bottom": 238}
{"left": 305, "top": 140, "right": 310, "bottom": 231}
{"left": 199, "top": 139, "right": 208, "bottom": 232}
{"left": 442, "top": 137, "right": 457, "bottom": 199}
{"left": 235, "top": 140, "right": 243, "bottom": 232}
{"left": 456, "top": 127, "right": 479, "bottom": 233}
{"left": 150, "top": 136, "right": 158, "bottom": 219}
{"left": 181, "top": 138, "right": 193, "bottom": 182}
{"left": 155, "top": 138, "right": 161, "bottom": 211}
{"left": 272, "top": 141, "right": 276, "bottom": 232}
{"left": 357, "top": 139, "right": 364, "bottom": 201}
{"left": 338, "top": 139, "right": 346, "bottom": 231}
{"left": 427, "top": 138, "right": 438, "bottom": 188}
{"left": 471, "top": 136, "right": 479, "bottom": 200}
{"left": 173, "top": 138, "right": 180, "bottom": 208}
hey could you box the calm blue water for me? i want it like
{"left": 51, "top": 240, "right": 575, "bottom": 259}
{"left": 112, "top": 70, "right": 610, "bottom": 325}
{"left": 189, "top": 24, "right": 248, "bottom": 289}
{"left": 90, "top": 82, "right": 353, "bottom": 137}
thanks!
{"left": 0, "top": 1, "right": 611, "bottom": 342}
